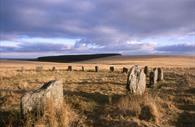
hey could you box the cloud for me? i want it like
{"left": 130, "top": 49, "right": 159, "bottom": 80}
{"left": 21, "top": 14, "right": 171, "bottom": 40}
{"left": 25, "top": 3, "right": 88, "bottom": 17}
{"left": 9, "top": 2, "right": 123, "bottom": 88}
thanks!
{"left": 0, "top": 38, "right": 156, "bottom": 57}
{"left": 0, "top": 43, "right": 68, "bottom": 52}
{"left": 0, "top": 41, "right": 194, "bottom": 58}
{"left": 0, "top": 0, "right": 194, "bottom": 57}
{"left": 1, "top": 0, "right": 194, "bottom": 38}
{"left": 156, "top": 44, "right": 195, "bottom": 54}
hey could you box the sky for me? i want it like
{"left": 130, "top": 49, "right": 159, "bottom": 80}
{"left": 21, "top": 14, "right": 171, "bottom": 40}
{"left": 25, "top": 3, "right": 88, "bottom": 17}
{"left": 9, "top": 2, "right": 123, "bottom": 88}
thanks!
{"left": 0, "top": 0, "right": 195, "bottom": 58}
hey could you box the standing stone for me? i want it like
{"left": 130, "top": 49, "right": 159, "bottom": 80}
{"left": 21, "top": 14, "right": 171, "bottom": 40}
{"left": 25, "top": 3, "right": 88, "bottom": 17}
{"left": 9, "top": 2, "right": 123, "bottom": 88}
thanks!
{"left": 95, "top": 66, "right": 98, "bottom": 72}
{"left": 122, "top": 67, "right": 128, "bottom": 73}
{"left": 149, "top": 68, "right": 158, "bottom": 87}
{"left": 21, "top": 66, "right": 24, "bottom": 72}
{"left": 81, "top": 66, "right": 85, "bottom": 71}
{"left": 36, "top": 66, "right": 43, "bottom": 72}
{"left": 20, "top": 80, "right": 63, "bottom": 117}
{"left": 126, "top": 65, "right": 146, "bottom": 95}
{"left": 149, "top": 71, "right": 155, "bottom": 87}
{"left": 144, "top": 66, "right": 149, "bottom": 76}
{"left": 51, "top": 66, "right": 56, "bottom": 71}
{"left": 108, "top": 95, "right": 112, "bottom": 105}
{"left": 157, "top": 68, "right": 164, "bottom": 81}
{"left": 67, "top": 66, "right": 72, "bottom": 71}
{"left": 153, "top": 68, "right": 158, "bottom": 84}
{"left": 110, "top": 66, "right": 114, "bottom": 72}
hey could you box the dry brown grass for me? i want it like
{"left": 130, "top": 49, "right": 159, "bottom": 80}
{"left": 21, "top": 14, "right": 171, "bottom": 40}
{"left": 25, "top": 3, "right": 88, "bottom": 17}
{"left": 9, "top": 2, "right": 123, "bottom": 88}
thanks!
{"left": 116, "top": 94, "right": 160, "bottom": 124}
{"left": 0, "top": 56, "right": 195, "bottom": 127}
{"left": 117, "top": 95, "right": 143, "bottom": 116}
{"left": 0, "top": 56, "right": 194, "bottom": 71}
{"left": 41, "top": 101, "right": 77, "bottom": 127}
{"left": 139, "top": 102, "right": 159, "bottom": 123}
{"left": 22, "top": 100, "right": 77, "bottom": 127}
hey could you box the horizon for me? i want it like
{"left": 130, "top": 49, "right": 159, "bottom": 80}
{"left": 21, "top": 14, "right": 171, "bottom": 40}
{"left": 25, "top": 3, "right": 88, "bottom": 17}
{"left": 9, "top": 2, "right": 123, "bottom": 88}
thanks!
{"left": 0, "top": 0, "right": 195, "bottom": 58}
{"left": 0, "top": 53, "right": 194, "bottom": 60}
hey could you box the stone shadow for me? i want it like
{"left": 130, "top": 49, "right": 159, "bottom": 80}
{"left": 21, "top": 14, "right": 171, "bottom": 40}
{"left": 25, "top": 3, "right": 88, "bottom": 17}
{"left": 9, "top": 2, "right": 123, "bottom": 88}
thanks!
{"left": 176, "top": 111, "right": 195, "bottom": 127}
{"left": 63, "top": 90, "right": 122, "bottom": 105}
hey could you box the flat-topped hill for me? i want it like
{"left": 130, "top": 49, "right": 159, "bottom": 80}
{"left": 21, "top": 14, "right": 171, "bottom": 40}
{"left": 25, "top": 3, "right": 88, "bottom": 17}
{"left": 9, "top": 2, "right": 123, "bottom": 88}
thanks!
{"left": 37, "top": 53, "right": 121, "bottom": 63}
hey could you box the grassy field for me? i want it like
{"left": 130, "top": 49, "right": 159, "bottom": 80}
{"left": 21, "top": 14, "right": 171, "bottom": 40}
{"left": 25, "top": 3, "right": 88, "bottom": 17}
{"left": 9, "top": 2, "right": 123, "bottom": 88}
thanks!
{"left": 0, "top": 55, "right": 195, "bottom": 127}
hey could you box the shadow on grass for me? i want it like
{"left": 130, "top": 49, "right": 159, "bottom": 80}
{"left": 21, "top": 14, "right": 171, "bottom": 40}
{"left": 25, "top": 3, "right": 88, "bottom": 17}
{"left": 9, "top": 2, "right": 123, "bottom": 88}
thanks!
{"left": 176, "top": 111, "right": 195, "bottom": 127}
{"left": 0, "top": 89, "right": 28, "bottom": 94}
{"left": 66, "top": 81, "right": 125, "bottom": 86}
{"left": 165, "top": 72, "right": 190, "bottom": 87}
{"left": 176, "top": 104, "right": 195, "bottom": 112}
{"left": 0, "top": 109, "right": 21, "bottom": 127}
{"left": 94, "top": 119, "right": 139, "bottom": 127}
{"left": 64, "top": 90, "right": 122, "bottom": 105}
{"left": 185, "top": 87, "right": 195, "bottom": 94}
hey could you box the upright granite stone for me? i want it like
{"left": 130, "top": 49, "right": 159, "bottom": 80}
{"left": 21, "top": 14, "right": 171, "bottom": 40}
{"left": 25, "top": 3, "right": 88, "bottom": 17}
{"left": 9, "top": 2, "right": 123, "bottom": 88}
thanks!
{"left": 67, "top": 66, "right": 72, "bottom": 71}
{"left": 51, "top": 66, "right": 56, "bottom": 71}
{"left": 149, "top": 68, "right": 158, "bottom": 87}
{"left": 149, "top": 71, "right": 155, "bottom": 87}
{"left": 36, "top": 66, "right": 43, "bottom": 72}
{"left": 126, "top": 66, "right": 146, "bottom": 95}
{"left": 95, "top": 66, "right": 98, "bottom": 72}
{"left": 153, "top": 68, "right": 158, "bottom": 84}
{"left": 144, "top": 66, "right": 149, "bottom": 76}
{"left": 20, "top": 80, "right": 63, "bottom": 117}
{"left": 110, "top": 66, "right": 114, "bottom": 72}
{"left": 81, "top": 66, "right": 85, "bottom": 71}
{"left": 122, "top": 67, "right": 128, "bottom": 73}
{"left": 20, "top": 66, "right": 24, "bottom": 72}
{"left": 157, "top": 68, "right": 164, "bottom": 81}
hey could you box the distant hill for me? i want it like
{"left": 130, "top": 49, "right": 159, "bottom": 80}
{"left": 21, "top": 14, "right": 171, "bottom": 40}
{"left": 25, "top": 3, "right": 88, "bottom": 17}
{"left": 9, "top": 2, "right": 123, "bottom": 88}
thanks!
{"left": 37, "top": 53, "right": 121, "bottom": 63}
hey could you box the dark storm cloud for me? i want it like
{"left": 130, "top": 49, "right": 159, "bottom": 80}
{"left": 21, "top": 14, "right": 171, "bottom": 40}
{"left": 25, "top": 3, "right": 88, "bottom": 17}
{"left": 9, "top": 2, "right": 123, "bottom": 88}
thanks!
{"left": 0, "top": 0, "right": 194, "bottom": 56}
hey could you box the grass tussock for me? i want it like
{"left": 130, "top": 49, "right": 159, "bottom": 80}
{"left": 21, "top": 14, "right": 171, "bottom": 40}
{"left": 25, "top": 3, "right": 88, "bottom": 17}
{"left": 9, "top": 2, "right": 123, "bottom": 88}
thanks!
{"left": 23, "top": 100, "right": 78, "bottom": 127}
{"left": 139, "top": 102, "right": 159, "bottom": 123}
{"left": 116, "top": 93, "right": 160, "bottom": 124}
